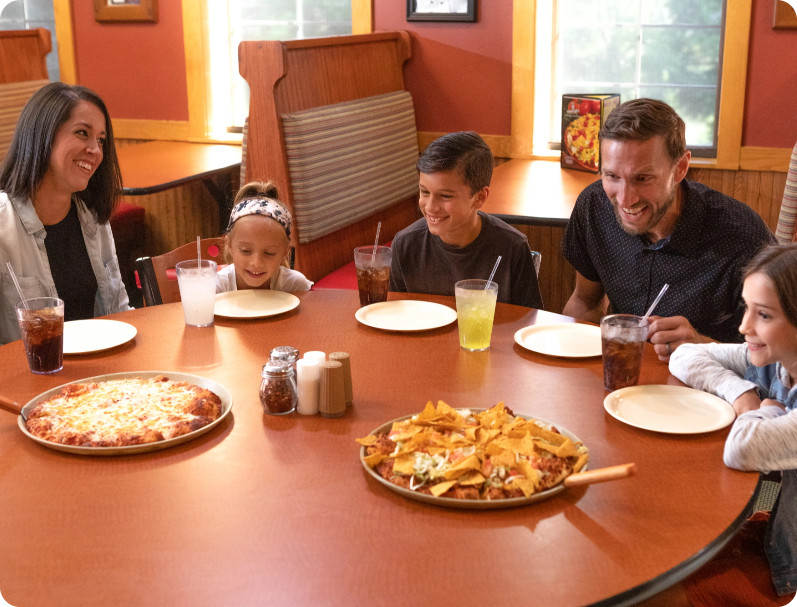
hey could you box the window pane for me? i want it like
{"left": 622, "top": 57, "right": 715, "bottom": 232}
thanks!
{"left": 639, "top": 85, "right": 718, "bottom": 147}
{"left": 641, "top": 0, "right": 723, "bottom": 26}
{"left": 233, "top": 0, "right": 297, "bottom": 21}
{"left": 240, "top": 23, "right": 298, "bottom": 40}
{"left": 641, "top": 27, "right": 721, "bottom": 86}
{"left": 560, "top": 0, "right": 640, "bottom": 25}
{"left": 560, "top": 26, "right": 638, "bottom": 84}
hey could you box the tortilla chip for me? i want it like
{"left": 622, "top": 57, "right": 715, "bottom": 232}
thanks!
{"left": 362, "top": 452, "right": 386, "bottom": 468}
{"left": 573, "top": 453, "right": 589, "bottom": 473}
{"left": 393, "top": 454, "right": 416, "bottom": 475}
{"left": 458, "top": 471, "right": 486, "bottom": 486}
{"left": 355, "top": 435, "right": 378, "bottom": 446}
{"left": 429, "top": 480, "right": 457, "bottom": 497}
{"left": 444, "top": 454, "right": 481, "bottom": 480}
{"left": 554, "top": 438, "right": 580, "bottom": 459}
{"left": 507, "top": 477, "right": 536, "bottom": 497}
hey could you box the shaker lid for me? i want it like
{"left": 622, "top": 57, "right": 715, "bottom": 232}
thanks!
{"left": 270, "top": 346, "right": 299, "bottom": 364}
{"left": 262, "top": 359, "right": 294, "bottom": 378}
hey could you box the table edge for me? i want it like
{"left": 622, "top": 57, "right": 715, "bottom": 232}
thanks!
{"left": 586, "top": 476, "right": 761, "bottom": 607}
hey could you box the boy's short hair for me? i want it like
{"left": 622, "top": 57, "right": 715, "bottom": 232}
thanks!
{"left": 417, "top": 131, "right": 493, "bottom": 194}
{"left": 599, "top": 98, "right": 686, "bottom": 164}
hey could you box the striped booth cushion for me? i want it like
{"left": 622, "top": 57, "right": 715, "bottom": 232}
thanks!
{"left": 775, "top": 141, "right": 797, "bottom": 244}
{"left": 282, "top": 91, "right": 419, "bottom": 244}
{"left": 0, "top": 79, "right": 49, "bottom": 162}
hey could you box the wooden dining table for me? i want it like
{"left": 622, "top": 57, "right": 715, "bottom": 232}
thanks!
{"left": 0, "top": 291, "right": 758, "bottom": 607}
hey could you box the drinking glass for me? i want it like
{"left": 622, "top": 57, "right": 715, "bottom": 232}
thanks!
{"left": 354, "top": 246, "right": 392, "bottom": 307}
{"left": 455, "top": 280, "right": 498, "bottom": 351}
{"left": 16, "top": 297, "right": 64, "bottom": 374}
{"left": 601, "top": 314, "right": 649, "bottom": 391}
{"left": 176, "top": 260, "right": 217, "bottom": 327}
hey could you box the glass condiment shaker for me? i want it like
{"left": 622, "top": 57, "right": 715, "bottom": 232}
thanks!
{"left": 269, "top": 346, "right": 300, "bottom": 370}
{"left": 260, "top": 360, "right": 298, "bottom": 415}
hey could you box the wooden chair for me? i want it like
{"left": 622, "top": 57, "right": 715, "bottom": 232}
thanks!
{"left": 135, "top": 238, "right": 226, "bottom": 306}
{"left": 238, "top": 32, "right": 419, "bottom": 283}
{"left": 775, "top": 141, "right": 797, "bottom": 244}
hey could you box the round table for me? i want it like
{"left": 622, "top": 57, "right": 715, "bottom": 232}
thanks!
{"left": 0, "top": 291, "right": 758, "bottom": 607}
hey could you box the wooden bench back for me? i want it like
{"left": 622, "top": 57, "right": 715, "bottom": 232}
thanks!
{"left": 0, "top": 28, "right": 52, "bottom": 163}
{"left": 0, "top": 28, "right": 51, "bottom": 84}
{"left": 238, "top": 32, "right": 419, "bottom": 282}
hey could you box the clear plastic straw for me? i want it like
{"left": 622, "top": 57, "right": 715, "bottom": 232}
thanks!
{"left": 197, "top": 236, "right": 201, "bottom": 269}
{"left": 642, "top": 283, "right": 669, "bottom": 322}
{"left": 485, "top": 256, "right": 502, "bottom": 290}
{"left": 6, "top": 262, "right": 28, "bottom": 310}
{"left": 371, "top": 221, "right": 382, "bottom": 262}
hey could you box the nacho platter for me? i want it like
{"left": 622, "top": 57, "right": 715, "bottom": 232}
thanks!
{"left": 358, "top": 404, "right": 593, "bottom": 510}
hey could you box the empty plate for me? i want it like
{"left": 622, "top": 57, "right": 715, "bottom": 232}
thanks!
{"left": 604, "top": 385, "right": 736, "bottom": 434}
{"left": 214, "top": 290, "right": 300, "bottom": 318}
{"left": 514, "top": 323, "right": 602, "bottom": 357}
{"left": 63, "top": 319, "right": 137, "bottom": 354}
{"left": 355, "top": 300, "right": 457, "bottom": 331}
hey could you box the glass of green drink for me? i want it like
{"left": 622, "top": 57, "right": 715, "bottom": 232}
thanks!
{"left": 455, "top": 279, "right": 498, "bottom": 352}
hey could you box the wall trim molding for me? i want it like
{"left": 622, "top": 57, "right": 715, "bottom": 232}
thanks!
{"left": 53, "top": 0, "right": 78, "bottom": 84}
{"left": 352, "top": 0, "right": 373, "bottom": 34}
{"left": 111, "top": 119, "right": 191, "bottom": 141}
{"left": 418, "top": 132, "right": 512, "bottom": 158}
{"left": 739, "top": 146, "right": 793, "bottom": 172}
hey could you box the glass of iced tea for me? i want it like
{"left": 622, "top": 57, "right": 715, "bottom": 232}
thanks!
{"left": 354, "top": 245, "right": 392, "bottom": 307}
{"left": 15, "top": 297, "right": 65, "bottom": 375}
{"left": 600, "top": 314, "right": 649, "bottom": 392}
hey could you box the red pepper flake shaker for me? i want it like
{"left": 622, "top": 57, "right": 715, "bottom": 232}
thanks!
{"left": 260, "top": 360, "right": 298, "bottom": 415}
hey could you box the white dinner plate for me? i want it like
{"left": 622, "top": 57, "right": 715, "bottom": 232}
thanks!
{"left": 63, "top": 319, "right": 137, "bottom": 354}
{"left": 355, "top": 300, "right": 457, "bottom": 332}
{"left": 18, "top": 371, "right": 233, "bottom": 456}
{"left": 360, "top": 409, "right": 588, "bottom": 510}
{"left": 514, "top": 323, "right": 602, "bottom": 358}
{"left": 214, "top": 290, "right": 300, "bottom": 318}
{"left": 604, "top": 385, "right": 735, "bottom": 434}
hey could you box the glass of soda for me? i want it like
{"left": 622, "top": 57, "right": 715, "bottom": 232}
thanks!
{"left": 354, "top": 245, "right": 392, "bottom": 307}
{"left": 600, "top": 314, "right": 649, "bottom": 392}
{"left": 15, "top": 297, "right": 65, "bottom": 375}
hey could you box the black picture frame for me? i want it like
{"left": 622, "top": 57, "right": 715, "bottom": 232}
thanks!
{"left": 407, "top": 0, "right": 477, "bottom": 23}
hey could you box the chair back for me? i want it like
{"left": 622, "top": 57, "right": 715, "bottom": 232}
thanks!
{"left": 238, "top": 32, "right": 419, "bottom": 283}
{"left": 136, "top": 238, "right": 226, "bottom": 306}
{"left": 775, "top": 142, "right": 797, "bottom": 244}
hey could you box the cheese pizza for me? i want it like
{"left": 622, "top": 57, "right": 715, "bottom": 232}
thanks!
{"left": 25, "top": 375, "right": 222, "bottom": 447}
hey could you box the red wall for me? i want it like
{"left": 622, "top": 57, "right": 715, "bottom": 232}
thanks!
{"left": 742, "top": 0, "right": 797, "bottom": 148}
{"left": 374, "top": 0, "right": 512, "bottom": 136}
{"left": 72, "top": 0, "right": 189, "bottom": 122}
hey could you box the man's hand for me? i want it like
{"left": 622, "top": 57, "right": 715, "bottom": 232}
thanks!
{"left": 647, "top": 315, "right": 712, "bottom": 361}
{"left": 732, "top": 390, "right": 761, "bottom": 416}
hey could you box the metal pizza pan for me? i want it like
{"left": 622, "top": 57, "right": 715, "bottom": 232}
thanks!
{"left": 17, "top": 371, "right": 233, "bottom": 456}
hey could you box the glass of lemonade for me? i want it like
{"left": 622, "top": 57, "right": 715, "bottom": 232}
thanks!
{"left": 175, "top": 260, "right": 217, "bottom": 327}
{"left": 455, "top": 279, "right": 498, "bottom": 352}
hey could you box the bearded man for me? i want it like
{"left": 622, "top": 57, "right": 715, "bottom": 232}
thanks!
{"left": 561, "top": 98, "right": 775, "bottom": 360}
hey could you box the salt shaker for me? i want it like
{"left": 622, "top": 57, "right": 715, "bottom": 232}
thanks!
{"left": 260, "top": 360, "right": 298, "bottom": 415}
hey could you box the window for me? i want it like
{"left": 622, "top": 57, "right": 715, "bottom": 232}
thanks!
{"left": 206, "top": 0, "right": 352, "bottom": 138}
{"left": 532, "top": 0, "right": 725, "bottom": 158}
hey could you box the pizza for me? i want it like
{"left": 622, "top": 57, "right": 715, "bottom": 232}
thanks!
{"left": 564, "top": 113, "right": 600, "bottom": 170}
{"left": 357, "top": 401, "right": 589, "bottom": 501}
{"left": 25, "top": 376, "right": 223, "bottom": 447}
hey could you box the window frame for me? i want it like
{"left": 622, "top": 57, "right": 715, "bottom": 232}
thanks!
{"left": 510, "top": 0, "right": 753, "bottom": 170}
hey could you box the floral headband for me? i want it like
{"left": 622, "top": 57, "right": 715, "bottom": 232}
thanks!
{"left": 226, "top": 198, "right": 292, "bottom": 238}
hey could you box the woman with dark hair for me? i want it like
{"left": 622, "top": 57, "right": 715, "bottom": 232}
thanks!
{"left": 0, "top": 82, "right": 131, "bottom": 345}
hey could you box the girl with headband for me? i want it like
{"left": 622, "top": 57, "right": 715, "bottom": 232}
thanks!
{"left": 215, "top": 181, "right": 312, "bottom": 293}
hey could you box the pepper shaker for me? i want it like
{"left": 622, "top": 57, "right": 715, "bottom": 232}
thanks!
{"left": 260, "top": 360, "right": 298, "bottom": 415}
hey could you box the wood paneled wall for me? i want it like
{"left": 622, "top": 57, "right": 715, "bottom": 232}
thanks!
{"left": 116, "top": 139, "right": 238, "bottom": 256}
{"left": 510, "top": 223, "right": 573, "bottom": 315}
{"left": 687, "top": 167, "right": 786, "bottom": 233}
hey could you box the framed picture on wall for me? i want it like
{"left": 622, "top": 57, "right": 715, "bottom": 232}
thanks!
{"left": 773, "top": 0, "right": 797, "bottom": 29}
{"left": 407, "top": 0, "right": 477, "bottom": 22}
{"left": 94, "top": 0, "right": 158, "bottom": 23}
